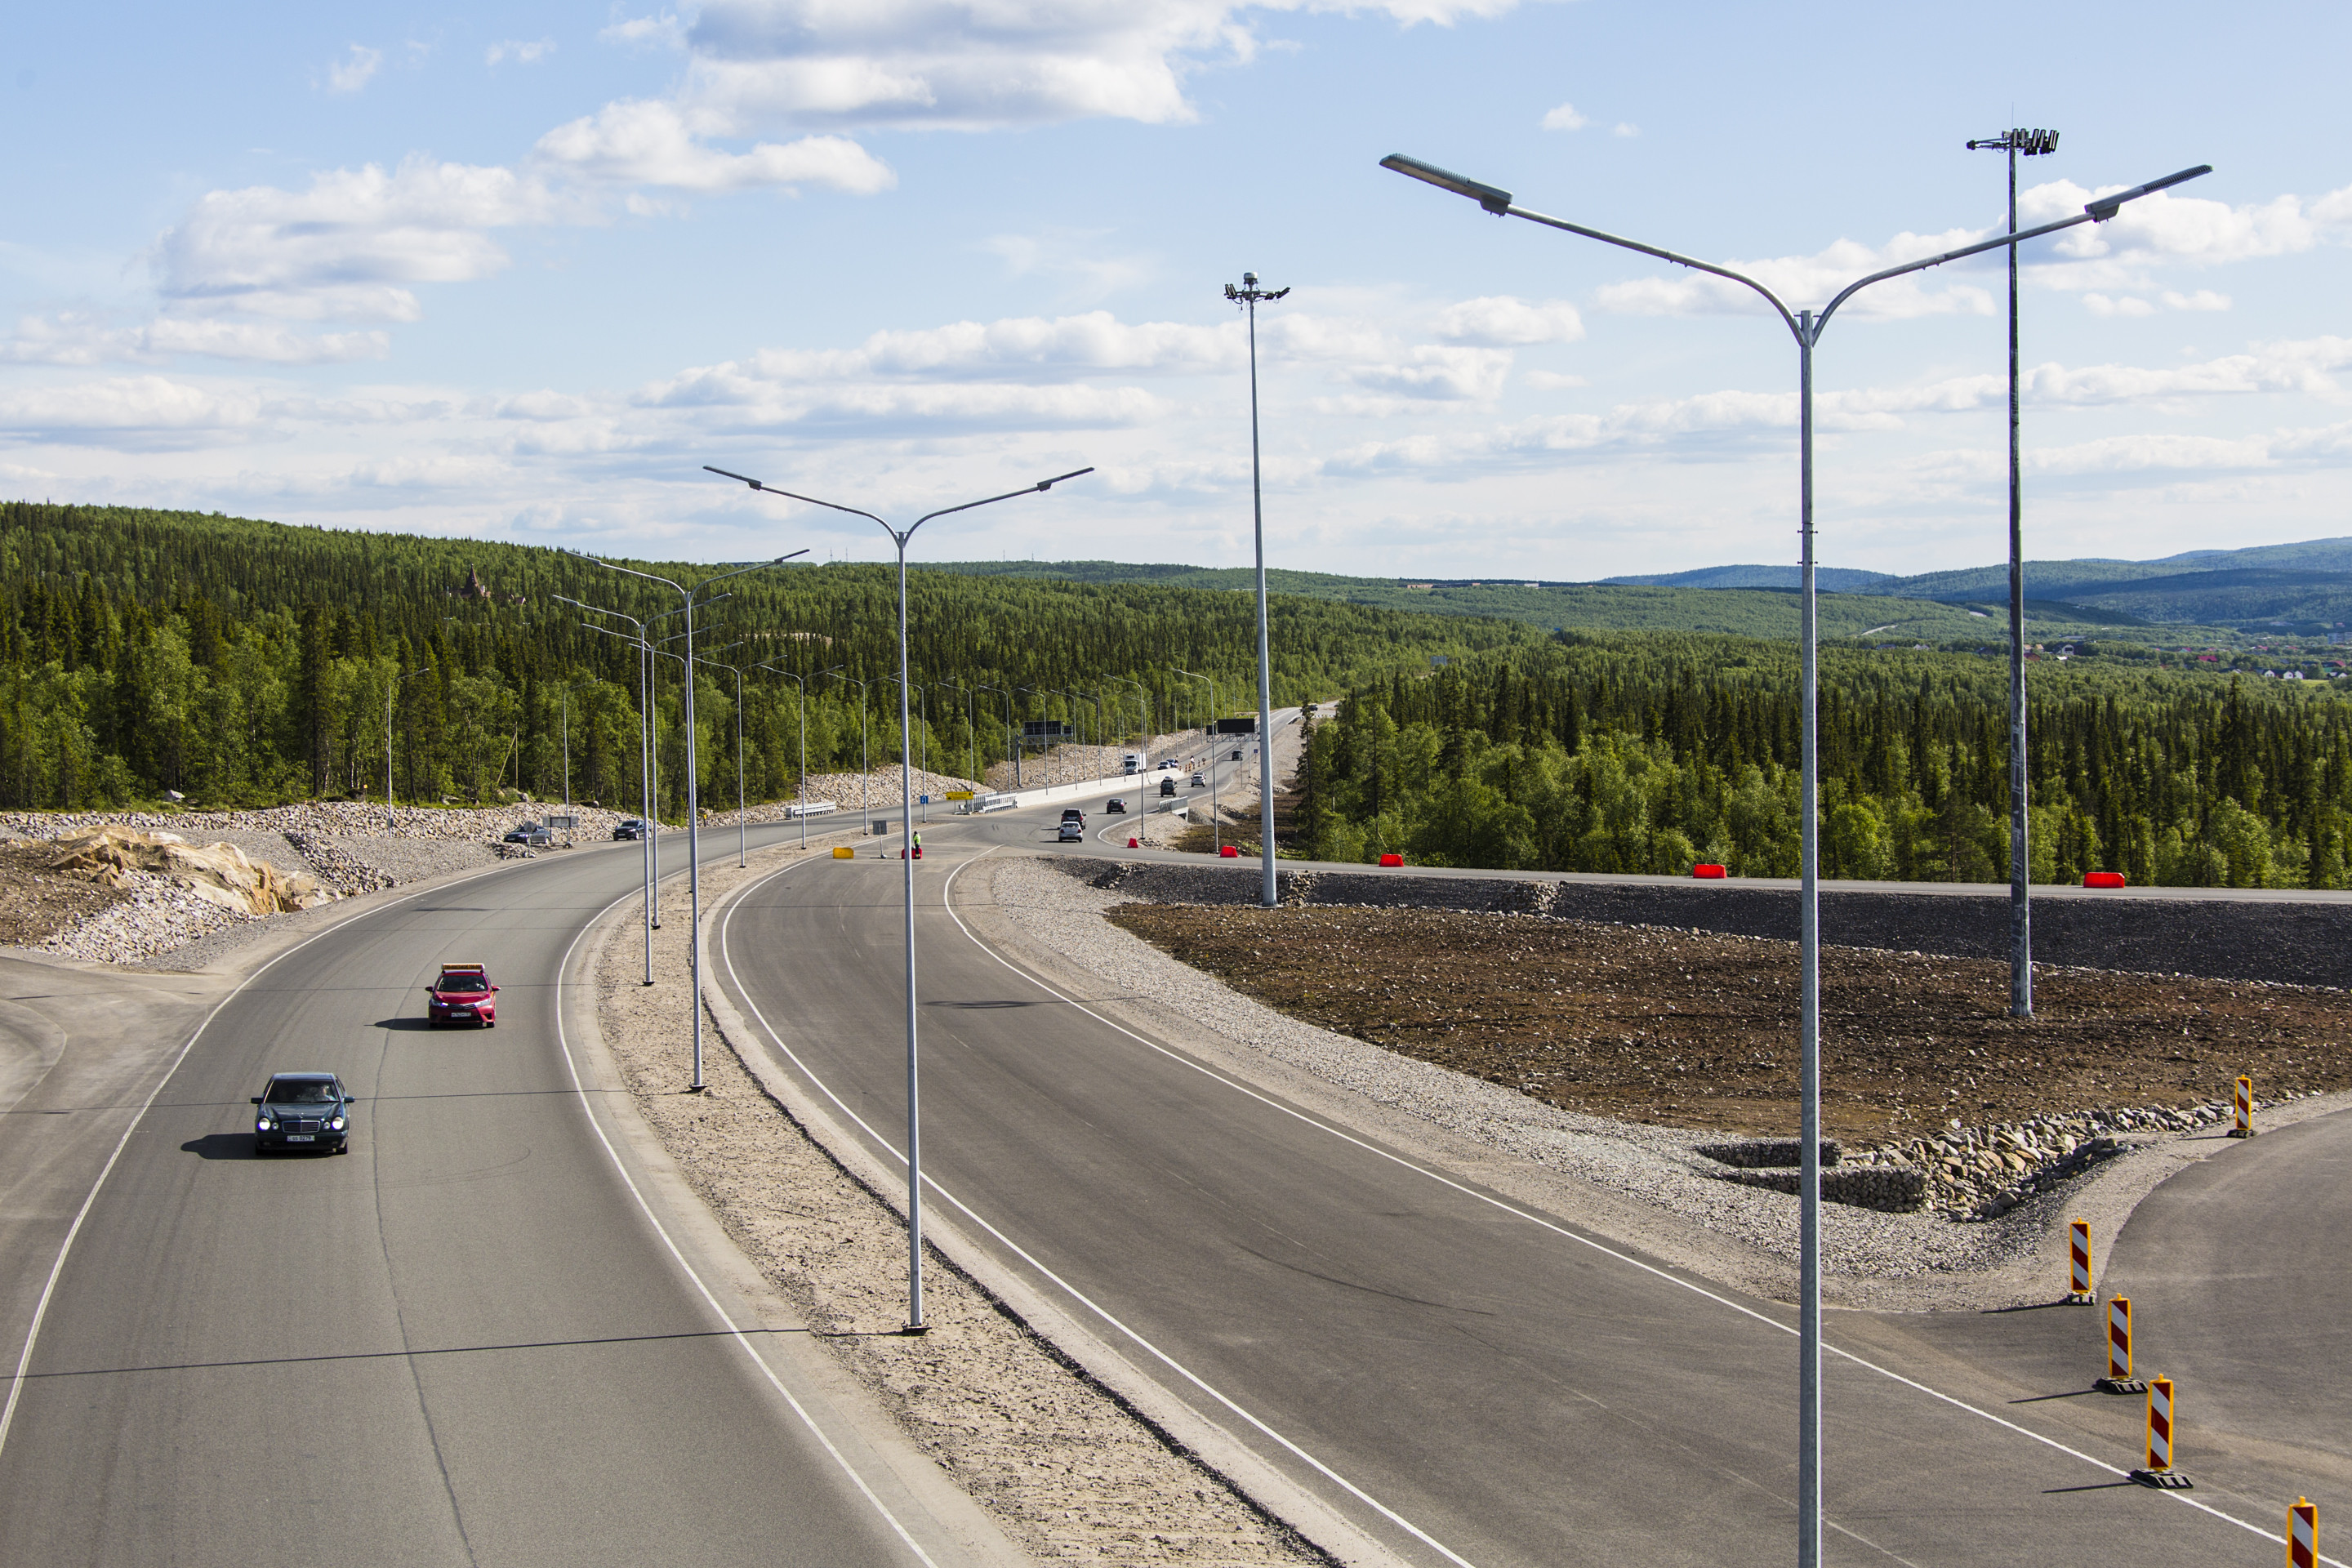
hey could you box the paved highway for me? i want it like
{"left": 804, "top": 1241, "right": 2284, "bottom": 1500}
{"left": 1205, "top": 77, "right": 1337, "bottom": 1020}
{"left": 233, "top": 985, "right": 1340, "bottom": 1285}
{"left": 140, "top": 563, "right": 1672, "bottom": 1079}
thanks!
{"left": 719, "top": 791, "right": 2334, "bottom": 1566}
{"left": 0, "top": 827, "right": 1003, "bottom": 1568}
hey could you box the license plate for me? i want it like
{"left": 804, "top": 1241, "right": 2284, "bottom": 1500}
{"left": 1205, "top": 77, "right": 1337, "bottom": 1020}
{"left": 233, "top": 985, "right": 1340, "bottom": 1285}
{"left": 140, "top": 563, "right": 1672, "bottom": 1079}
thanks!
{"left": 286, "top": 1134, "right": 315, "bottom": 1143}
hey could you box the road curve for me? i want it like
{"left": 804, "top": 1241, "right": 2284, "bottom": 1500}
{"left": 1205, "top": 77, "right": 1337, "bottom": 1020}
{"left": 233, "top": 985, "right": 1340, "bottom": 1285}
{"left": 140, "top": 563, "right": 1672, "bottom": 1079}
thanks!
{"left": 716, "top": 799, "right": 2322, "bottom": 1566}
{"left": 0, "top": 827, "right": 985, "bottom": 1568}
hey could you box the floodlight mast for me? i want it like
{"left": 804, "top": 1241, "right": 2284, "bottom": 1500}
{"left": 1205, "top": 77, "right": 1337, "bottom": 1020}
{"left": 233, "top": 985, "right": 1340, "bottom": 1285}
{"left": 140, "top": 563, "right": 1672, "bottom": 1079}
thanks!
{"left": 1227, "top": 270, "right": 1289, "bottom": 906}
{"left": 705, "top": 461, "right": 1092, "bottom": 1336}
{"left": 1967, "top": 126, "right": 2062, "bottom": 1022}
{"left": 1381, "top": 146, "right": 2208, "bottom": 1568}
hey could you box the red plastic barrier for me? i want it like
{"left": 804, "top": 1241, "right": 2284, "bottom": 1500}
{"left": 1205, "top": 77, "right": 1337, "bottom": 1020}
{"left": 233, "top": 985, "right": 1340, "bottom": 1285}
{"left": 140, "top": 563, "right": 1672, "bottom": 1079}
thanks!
{"left": 1379, "top": 853, "right": 1405, "bottom": 867}
{"left": 2084, "top": 871, "right": 2127, "bottom": 889}
{"left": 1219, "top": 844, "right": 1239, "bottom": 858}
{"left": 1691, "top": 862, "right": 1727, "bottom": 880}
{"left": 1127, "top": 836, "right": 1139, "bottom": 849}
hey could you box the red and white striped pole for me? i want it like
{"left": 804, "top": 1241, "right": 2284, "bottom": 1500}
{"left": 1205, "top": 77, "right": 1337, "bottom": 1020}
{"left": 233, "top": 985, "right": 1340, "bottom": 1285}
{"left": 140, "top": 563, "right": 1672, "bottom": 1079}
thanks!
{"left": 2098, "top": 1295, "right": 2145, "bottom": 1393}
{"left": 2231, "top": 1075, "right": 2256, "bottom": 1138}
{"left": 2132, "top": 1375, "right": 2189, "bottom": 1486}
{"left": 2067, "top": 1218, "right": 2094, "bottom": 1303}
{"left": 2289, "top": 1497, "right": 2318, "bottom": 1568}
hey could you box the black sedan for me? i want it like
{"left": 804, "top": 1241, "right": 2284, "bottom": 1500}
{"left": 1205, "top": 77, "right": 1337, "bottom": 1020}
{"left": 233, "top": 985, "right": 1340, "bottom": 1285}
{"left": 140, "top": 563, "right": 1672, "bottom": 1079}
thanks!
{"left": 612, "top": 817, "right": 649, "bottom": 840}
{"left": 252, "top": 1072, "right": 358, "bottom": 1156}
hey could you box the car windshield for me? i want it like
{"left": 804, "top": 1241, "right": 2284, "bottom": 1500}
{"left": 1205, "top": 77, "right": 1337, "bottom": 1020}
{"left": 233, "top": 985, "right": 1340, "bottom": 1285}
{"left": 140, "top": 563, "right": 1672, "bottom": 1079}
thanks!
{"left": 439, "top": 974, "right": 488, "bottom": 992}
{"left": 267, "top": 1079, "right": 338, "bottom": 1104}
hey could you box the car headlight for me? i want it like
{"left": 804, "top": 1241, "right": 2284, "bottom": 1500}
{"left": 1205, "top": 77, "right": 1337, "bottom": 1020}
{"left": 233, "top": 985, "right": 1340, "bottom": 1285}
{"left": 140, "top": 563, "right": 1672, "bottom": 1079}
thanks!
{"left": 329, "top": 1116, "right": 345, "bottom": 1131}
{"left": 256, "top": 1118, "right": 273, "bottom": 1132}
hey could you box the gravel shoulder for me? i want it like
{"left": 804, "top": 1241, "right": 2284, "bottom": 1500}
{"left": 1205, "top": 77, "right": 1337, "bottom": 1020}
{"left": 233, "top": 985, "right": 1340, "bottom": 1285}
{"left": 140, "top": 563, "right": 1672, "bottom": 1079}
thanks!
{"left": 957, "top": 851, "right": 2344, "bottom": 1314}
{"left": 601, "top": 846, "right": 1330, "bottom": 1566}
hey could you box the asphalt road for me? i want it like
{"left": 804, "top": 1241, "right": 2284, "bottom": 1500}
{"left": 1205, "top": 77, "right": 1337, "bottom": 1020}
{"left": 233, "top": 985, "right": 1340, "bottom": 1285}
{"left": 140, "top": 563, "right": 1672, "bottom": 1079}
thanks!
{"left": 719, "top": 795, "right": 2333, "bottom": 1566}
{"left": 0, "top": 827, "right": 991, "bottom": 1568}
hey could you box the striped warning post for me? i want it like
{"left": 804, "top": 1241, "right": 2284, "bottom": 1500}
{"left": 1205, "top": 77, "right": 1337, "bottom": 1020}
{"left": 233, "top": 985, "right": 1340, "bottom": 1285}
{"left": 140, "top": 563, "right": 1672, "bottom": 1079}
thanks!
{"left": 2231, "top": 1075, "right": 2256, "bottom": 1138}
{"left": 2067, "top": 1218, "right": 2094, "bottom": 1303}
{"left": 2096, "top": 1295, "right": 2145, "bottom": 1393}
{"left": 2290, "top": 1498, "right": 2318, "bottom": 1568}
{"left": 2145, "top": 1376, "right": 2176, "bottom": 1471}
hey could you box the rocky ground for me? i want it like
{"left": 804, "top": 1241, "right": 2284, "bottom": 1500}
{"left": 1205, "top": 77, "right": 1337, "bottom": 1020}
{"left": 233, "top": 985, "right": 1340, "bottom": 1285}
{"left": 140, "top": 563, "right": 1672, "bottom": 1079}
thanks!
{"left": 981, "top": 733, "right": 1200, "bottom": 795}
{"left": 594, "top": 854, "right": 1320, "bottom": 1566}
{"left": 1099, "top": 901, "right": 2346, "bottom": 1218}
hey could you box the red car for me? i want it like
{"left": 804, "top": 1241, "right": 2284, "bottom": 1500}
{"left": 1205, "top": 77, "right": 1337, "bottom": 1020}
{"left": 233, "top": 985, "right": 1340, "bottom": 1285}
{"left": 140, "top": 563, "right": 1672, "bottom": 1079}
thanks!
{"left": 427, "top": 963, "right": 499, "bottom": 1028}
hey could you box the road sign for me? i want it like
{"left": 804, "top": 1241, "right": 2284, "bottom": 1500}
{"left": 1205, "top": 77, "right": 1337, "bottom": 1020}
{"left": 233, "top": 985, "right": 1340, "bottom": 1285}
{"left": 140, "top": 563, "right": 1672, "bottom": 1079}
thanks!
{"left": 1022, "top": 720, "right": 1071, "bottom": 738}
{"left": 943, "top": 790, "right": 975, "bottom": 800}
{"left": 545, "top": 814, "right": 578, "bottom": 830}
{"left": 1213, "top": 717, "right": 1256, "bottom": 734}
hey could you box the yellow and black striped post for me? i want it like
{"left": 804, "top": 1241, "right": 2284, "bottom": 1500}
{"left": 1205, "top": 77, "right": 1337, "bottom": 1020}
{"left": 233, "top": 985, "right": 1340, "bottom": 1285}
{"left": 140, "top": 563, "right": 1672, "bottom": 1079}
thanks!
{"left": 2289, "top": 1497, "right": 2318, "bottom": 1568}
{"left": 2231, "top": 1074, "right": 2256, "bottom": 1138}
{"left": 2067, "top": 1218, "right": 2094, "bottom": 1303}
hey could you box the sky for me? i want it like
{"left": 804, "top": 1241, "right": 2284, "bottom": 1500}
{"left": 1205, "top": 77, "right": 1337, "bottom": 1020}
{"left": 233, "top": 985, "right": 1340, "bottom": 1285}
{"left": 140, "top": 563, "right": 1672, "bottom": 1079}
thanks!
{"left": 2, "top": 1, "right": 2347, "bottom": 580}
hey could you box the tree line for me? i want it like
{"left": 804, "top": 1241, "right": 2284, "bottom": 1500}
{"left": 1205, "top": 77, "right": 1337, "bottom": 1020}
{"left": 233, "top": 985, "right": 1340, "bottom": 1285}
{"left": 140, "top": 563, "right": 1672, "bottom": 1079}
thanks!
{"left": 0, "top": 502, "right": 1541, "bottom": 815}
{"left": 1294, "top": 632, "right": 2352, "bottom": 889}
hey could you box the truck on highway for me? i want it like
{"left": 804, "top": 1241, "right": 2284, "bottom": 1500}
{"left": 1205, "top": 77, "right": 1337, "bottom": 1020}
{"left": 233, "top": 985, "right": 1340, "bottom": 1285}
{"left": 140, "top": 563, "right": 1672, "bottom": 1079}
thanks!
{"left": 1121, "top": 751, "right": 1143, "bottom": 773}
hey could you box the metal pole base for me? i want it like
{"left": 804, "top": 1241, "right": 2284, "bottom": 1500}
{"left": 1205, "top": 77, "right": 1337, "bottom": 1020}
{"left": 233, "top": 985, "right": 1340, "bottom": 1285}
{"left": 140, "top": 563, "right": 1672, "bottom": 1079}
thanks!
{"left": 684, "top": 1085, "right": 706, "bottom": 1094}
{"left": 2131, "top": 1469, "right": 2193, "bottom": 1490}
{"left": 2096, "top": 1377, "right": 2148, "bottom": 1396}
{"left": 899, "top": 1322, "right": 931, "bottom": 1337}
{"left": 641, "top": 980, "right": 655, "bottom": 988}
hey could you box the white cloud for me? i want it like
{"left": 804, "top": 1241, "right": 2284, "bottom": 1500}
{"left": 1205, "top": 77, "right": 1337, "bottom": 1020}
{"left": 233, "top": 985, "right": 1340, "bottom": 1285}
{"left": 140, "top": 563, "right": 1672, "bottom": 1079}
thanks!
{"left": 488, "top": 38, "right": 557, "bottom": 66}
{"left": 681, "top": 0, "right": 1526, "bottom": 132}
{"left": 2083, "top": 293, "right": 2155, "bottom": 318}
{"left": 602, "top": 11, "right": 688, "bottom": 49}
{"left": 533, "top": 100, "right": 895, "bottom": 193}
{"left": 1346, "top": 345, "right": 1511, "bottom": 400}
{"left": 660, "top": 310, "right": 1240, "bottom": 391}
{"left": 980, "top": 231, "right": 1154, "bottom": 299}
{"left": 325, "top": 44, "right": 383, "bottom": 94}
{"left": 2, "top": 313, "right": 389, "bottom": 365}
{"left": 2163, "top": 289, "right": 2231, "bottom": 312}
{"left": 1594, "top": 229, "right": 1995, "bottom": 320}
{"left": 156, "top": 158, "right": 571, "bottom": 323}
{"left": 1540, "top": 102, "right": 1586, "bottom": 131}
{"left": 1610, "top": 121, "right": 1638, "bottom": 138}
{"left": 1521, "top": 370, "right": 1587, "bottom": 390}
{"left": 0, "top": 376, "right": 268, "bottom": 444}
{"left": 1432, "top": 294, "right": 1584, "bottom": 345}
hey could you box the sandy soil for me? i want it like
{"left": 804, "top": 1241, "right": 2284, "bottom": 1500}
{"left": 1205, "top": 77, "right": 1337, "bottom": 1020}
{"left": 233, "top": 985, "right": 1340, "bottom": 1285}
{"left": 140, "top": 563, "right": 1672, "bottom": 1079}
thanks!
{"left": 1102, "top": 905, "right": 2352, "bottom": 1147}
{"left": 592, "top": 854, "right": 1321, "bottom": 1566}
{"left": 0, "top": 841, "right": 131, "bottom": 945}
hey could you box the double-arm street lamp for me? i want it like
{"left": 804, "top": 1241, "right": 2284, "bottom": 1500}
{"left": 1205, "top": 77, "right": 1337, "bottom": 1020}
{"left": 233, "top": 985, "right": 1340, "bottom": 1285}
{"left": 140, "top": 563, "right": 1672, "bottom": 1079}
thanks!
{"left": 755, "top": 662, "right": 817, "bottom": 849}
{"left": 706, "top": 462, "right": 1092, "bottom": 1334}
{"left": 1968, "top": 126, "right": 2062, "bottom": 1021}
{"left": 1171, "top": 666, "right": 1218, "bottom": 853}
{"left": 1382, "top": 146, "right": 2209, "bottom": 1568}
{"left": 568, "top": 551, "right": 804, "bottom": 1092}
{"left": 1227, "top": 271, "right": 1288, "bottom": 906}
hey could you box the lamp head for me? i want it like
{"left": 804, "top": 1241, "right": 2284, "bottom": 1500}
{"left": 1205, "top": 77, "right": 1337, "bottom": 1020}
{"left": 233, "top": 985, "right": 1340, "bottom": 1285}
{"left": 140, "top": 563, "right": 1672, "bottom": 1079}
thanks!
{"left": 2085, "top": 163, "right": 2211, "bottom": 221}
{"left": 1379, "top": 154, "right": 1513, "bottom": 216}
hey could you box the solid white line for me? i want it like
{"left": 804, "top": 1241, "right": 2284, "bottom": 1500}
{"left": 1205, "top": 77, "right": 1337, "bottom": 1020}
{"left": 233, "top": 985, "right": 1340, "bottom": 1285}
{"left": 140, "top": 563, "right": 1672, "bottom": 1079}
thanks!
{"left": 921, "top": 849, "right": 2332, "bottom": 1564}
{"left": 0, "top": 862, "right": 517, "bottom": 1464}
{"left": 719, "top": 853, "right": 1479, "bottom": 1568}
{"left": 555, "top": 865, "right": 942, "bottom": 1568}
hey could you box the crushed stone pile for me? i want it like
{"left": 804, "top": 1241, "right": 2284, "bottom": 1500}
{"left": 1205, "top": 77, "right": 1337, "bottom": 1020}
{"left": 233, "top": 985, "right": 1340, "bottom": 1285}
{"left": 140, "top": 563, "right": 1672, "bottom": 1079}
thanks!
{"left": 47, "top": 825, "right": 332, "bottom": 916}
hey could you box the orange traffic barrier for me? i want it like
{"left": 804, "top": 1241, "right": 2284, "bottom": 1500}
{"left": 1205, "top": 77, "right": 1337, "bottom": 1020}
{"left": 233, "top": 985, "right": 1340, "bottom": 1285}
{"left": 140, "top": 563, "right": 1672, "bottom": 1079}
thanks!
{"left": 2231, "top": 1075, "right": 2255, "bottom": 1137}
{"left": 2098, "top": 1296, "right": 2144, "bottom": 1392}
{"left": 2290, "top": 1498, "right": 2318, "bottom": 1568}
{"left": 2084, "top": 871, "right": 2127, "bottom": 889}
{"left": 832, "top": 846, "right": 854, "bottom": 859}
{"left": 1691, "top": 862, "right": 1727, "bottom": 880}
{"left": 2067, "top": 1219, "right": 2094, "bottom": 1303}
{"left": 1378, "top": 853, "right": 1404, "bottom": 867}
{"left": 1219, "top": 844, "right": 1239, "bottom": 858}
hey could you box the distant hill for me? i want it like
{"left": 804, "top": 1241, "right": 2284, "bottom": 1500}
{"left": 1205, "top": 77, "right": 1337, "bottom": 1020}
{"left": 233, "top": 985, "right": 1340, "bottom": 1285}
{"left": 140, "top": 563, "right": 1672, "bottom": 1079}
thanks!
{"left": 1601, "top": 564, "right": 1897, "bottom": 593}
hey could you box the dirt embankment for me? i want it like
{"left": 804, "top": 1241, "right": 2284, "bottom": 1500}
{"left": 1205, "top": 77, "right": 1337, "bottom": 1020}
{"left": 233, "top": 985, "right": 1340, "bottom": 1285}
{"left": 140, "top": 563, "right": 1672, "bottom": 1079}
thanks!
{"left": 1102, "top": 904, "right": 2352, "bottom": 1147}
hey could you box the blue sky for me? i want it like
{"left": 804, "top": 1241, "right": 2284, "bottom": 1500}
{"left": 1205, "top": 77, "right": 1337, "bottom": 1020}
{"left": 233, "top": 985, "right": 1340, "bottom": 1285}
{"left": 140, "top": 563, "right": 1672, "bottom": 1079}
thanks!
{"left": 2, "top": 2, "right": 2346, "bottom": 579}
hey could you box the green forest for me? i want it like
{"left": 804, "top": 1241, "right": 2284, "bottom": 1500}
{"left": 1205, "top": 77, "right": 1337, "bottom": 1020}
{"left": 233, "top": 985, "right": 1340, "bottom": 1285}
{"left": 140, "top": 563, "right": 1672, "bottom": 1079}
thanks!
{"left": 1294, "top": 634, "right": 2352, "bottom": 890}
{"left": 0, "top": 502, "right": 1539, "bottom": 817}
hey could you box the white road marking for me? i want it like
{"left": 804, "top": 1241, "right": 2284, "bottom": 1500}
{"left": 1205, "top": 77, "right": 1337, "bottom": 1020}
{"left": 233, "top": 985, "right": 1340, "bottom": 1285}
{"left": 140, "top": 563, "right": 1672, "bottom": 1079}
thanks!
{"left": 719, "top": 856, "right": 1481, "bottom": 1568}
{"left": 918, "top": 844, "right": 2333, "bottom": 1565}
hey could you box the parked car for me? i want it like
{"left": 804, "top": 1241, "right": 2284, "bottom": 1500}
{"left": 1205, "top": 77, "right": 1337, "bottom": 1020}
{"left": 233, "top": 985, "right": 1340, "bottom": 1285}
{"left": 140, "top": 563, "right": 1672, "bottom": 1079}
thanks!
{"left": 426, "top": 963, "right": 499, "bottom": 1028}
{"left": 252, "top": 1072, "right": 357, "bottom": 1156}
{"left": 1058, "top": 820, "right": 1085, "bottom": 842}
{"left": 1106, "top": 797, "right": 1126, "bottom": 813}
{"left": 1159, "top": 777, "right": 1177, "bottom": 797}
{"left": 612, "top": 817, "right": 649, "bottom": 840}
{"left": 502, "top": 822, "right": 553, "bottom": 846}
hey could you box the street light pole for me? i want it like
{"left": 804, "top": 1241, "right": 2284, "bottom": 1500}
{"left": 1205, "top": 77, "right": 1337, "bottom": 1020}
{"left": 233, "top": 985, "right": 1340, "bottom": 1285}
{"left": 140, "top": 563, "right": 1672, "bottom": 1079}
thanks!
{"left": 978, "top": 682, "right": 1016, "bottom": 790}
{"left": 1968, "top": 126, "right": 2060, "bottom": 1019}
{"left": 826, "top": 672, "right": 871, "bottom": 835}
{"left": 757, "top": 662, "right": 819, "bottom": 850}
{"left": 1226, "top": 272, "right": 1289, "bottom": 906}
{"left": 1383, "top": 146, "right": 2209, "bottom": 1568}
{"left": 385, "top": 663, "right": 433, "bottom": 833}
{"left": 559, "top": 596, "right": 670, "bottom": 981}
{"left": 559, "top": 677, "right": 592, "bottom": 844}
{"left": 1172, "top": 666, "right": 1218, "bottom": 854}
{"left": 568, "top": 553, "right": 803, "bottom": 1091}
{"left": 689, "top": 647, "right": 749, "bottom": 867}
{"left": 707, "top": 461, "right": 1092, "bottom": 1335}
